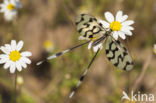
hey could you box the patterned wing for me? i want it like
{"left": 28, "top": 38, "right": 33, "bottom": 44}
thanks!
{"left": 75, "top": 14, "right": 106, "bottom": 41}
{"left": 105, "top": 36, "right": 134, "bottom": 71}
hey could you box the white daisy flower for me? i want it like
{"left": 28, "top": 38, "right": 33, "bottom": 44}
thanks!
{"left": 100, "top": 11, "right": 134, "bottom": 40}
{"left": 0, "top": 0, "right": 22, "bottom": 21}
{"left": 0, "top": 40, "right": 32, "bottom": 73}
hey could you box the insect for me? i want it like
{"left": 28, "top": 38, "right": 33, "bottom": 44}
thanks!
{"left": 37, "top": 14, "right": 134, "bottom": 98}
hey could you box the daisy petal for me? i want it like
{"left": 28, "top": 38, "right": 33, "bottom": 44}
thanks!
{"left": 122, "top": 20, "right": 134, "bottom": 26}
{"left": 16, "top": 61, "right": 22, "bottom": 72}
{"left": 5, "top": 44, "right": 12, "bottom": 52}
{"left": 4, "top": 61, "right": 11, "bottom": 69}
{"left": 118, "top": 31, "right": 126, "bottom": 39}
{"left": 16, "top": 41, "right": 23, "bottom": 51}
{"left": 121, "top": 28, "right": 133, "bottom": 36}
{"left": 116, "top": 11, "right": 122, "bottom": 22}
{"left": 21, "top": 51, "right": 32, "bottom": 57}
{"left": 122, "top": 26, "right": 134, "bottom": 31}
{"left": 11, "top": 0, "right": 15, "bottom": 4}
{"left": 99, "top": 20, "right": 110, "bottom": 28}
{"left": 0, "top": 46, "right": 10, "bottom": 54}
{"left": 21, "top": 57, "right": 31, "bottom": 64}
{"left": 125, "top": 30, "right": 132, "bottom": 36}
{"left": 105, "top": 12, "right": 114, "bottom": 23}
{"left": 0, "top": 4, "right": 5, "bottom": 12}
{"left": 0, "top": 54, "right": 9, "bottom": 59}
{"left": 0, "top": 57, "right": 9, "bottom": 64}
{"left": 112, "top": 31, "right": 118, "bottom": 40}
{"left": 10, "top": 63, "right": 16, "bottom": 73}
{"left": 19, "top": 59, "right": 27, "bottom": 68}
{"left": 120, "top": 15, "right": 128, "bottom": 22}
{"left": 4, "top": 0, "right": 9, "bottom": 5}
{"left": 11, "top": 40, "right": 16, "bottom": 51}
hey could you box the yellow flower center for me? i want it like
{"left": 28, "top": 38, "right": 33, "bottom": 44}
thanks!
{"left": 110, "top": 21, "right": 121, "bottom": 31}
{"left": 44, "top": 40, "right": 53, "bottom": 50}
{"left": 9, "top": 50, "right": 21, "bottom": 62}
{"left": 7, "top": 4, "right": 15, "bottom": 10}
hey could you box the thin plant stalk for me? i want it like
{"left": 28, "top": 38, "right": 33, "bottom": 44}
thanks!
{"left": 15, "top": 71, "right": 17, "bottom": 103}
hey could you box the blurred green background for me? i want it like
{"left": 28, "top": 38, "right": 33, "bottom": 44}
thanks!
{"left": 0, "top": 0, "right": 156, "bottom": 103}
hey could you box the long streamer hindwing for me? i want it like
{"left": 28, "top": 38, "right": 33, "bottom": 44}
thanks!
{"left": 75, "top": 14, "right": 106, "bottom": 40}
{"left": 105, "top": 36, "right": 134, "bottom": 71}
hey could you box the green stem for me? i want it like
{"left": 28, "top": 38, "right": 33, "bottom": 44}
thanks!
{"left": 15, "top": 71, "right": 17, "bottom": 103}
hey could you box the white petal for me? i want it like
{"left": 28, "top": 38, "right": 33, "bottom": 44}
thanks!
{"left": 122, "top": 26, "right": 134, "bottom": 31}
{"left": 24, "top": 58, "right": 31, "bottom": 64}
{"left": 93, "top": 43, "right": 103, "bottom": 52}
{"left": 10, "top": 0, "right": 15, "bottom": 5}
{"left": 121, "top": 28, "right": 133, "bottom": 36}
{"left": 4, "top": 0, "right": 9, "bottom": 5}
{"left": 118, "top": 31, "right": 126, "bottom": 39}
{"left": 99, "top": 20, "right": 110, "bottom": 28}
{"left": 4, "top": 10, "right": 17, "bottom": 21}
{"left": 88, "top": 41, "right": 93, "bottom": 49}
{"left": 16, "top": 61, "right": 22, "bottom": 72}
{"left": 11, "top": 40, "right": 17, "bottom": 50}
{"left": 112, "top": 31, "right": 119, "bottom": 40}
{"left": 122, "top": 20, "right": 134, "bottom": 26}
{"left": 0, "top": 46, "right": 10, "bottom": 54}
{"left": 0, "top": 57, "right": 9, "bottom": 64}
{"left": 105, "top": 12, "right": 114, "bottom": 23}
{"left": 5, "top": 44, "right": 12, "bottom": 52}
{"left": 19, "top": 59, "right": 27, "bottom": 68}
{"left": 21, "top": 51, "right": 32, "bottom": 57}
{"left": 21, "top": 57, "right": 31, "bottom": 64}
{"left": 16, "top": 40, "right": 24, "bottom": 51}
{"left": 125, "top": 30, "right": 132, "bottom": 36}
{"left": 0, "top": 4, "right": 6, "bottom": 12}
{"left": 0, "top": 54, "right": 9, "bottom": 59}
{"left": 4, "top": 60, "right": 12, "bottom": 69}
{"left": 120, "top": 15, "right": 128, "bottom": 22}
{"left": 116, "top": 11, "right": 122, "bottom": 22}
{"left": 10, "top": 63, "right": 16, "bottom": 73}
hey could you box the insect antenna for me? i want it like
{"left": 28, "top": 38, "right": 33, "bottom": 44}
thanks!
{"left": 69, "top": 48, "right": 100, "bottom": 98}
{"left": 36, "top": 40, "right": 90, "bottom": 65}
